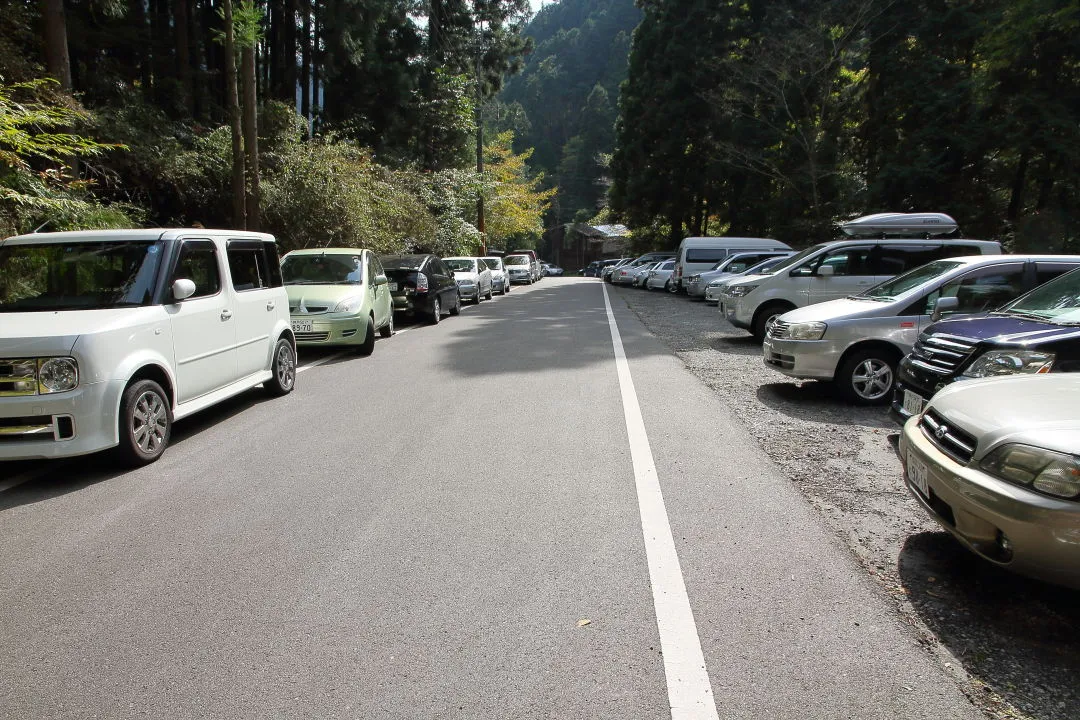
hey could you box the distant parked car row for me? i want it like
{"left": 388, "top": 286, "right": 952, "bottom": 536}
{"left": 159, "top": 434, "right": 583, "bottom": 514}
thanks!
{"left": 0, "top": 228, "right": 544, "bottom": 468}
{"left": 607, "top": 212, "right": 1080, "bottom": 590}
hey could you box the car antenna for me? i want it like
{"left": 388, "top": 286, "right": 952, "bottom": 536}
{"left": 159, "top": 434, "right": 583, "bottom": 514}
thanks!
{"left": 32, "top": 220, "right": 52, "bottom": 233}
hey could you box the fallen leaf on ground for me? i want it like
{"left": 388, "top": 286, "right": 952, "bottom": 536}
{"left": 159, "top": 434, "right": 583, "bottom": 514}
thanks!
{"left": 577, "top": 619, "right": 592, "bottom": 627}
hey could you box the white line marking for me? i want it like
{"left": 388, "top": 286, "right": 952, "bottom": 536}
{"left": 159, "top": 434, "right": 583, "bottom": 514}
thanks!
{"left": 0, "top": 462, "right": 71, "bottom": 493}
{"left": 602, "top": 283, "right": 720, "bottom": 720}
{"left": 296, "top": 351, "right": 347, "bottom": 374}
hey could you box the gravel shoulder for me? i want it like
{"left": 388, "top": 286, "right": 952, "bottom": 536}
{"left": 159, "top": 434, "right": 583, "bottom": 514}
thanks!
{"left": 612, "top": 283, "right": 1080, "bottom": 720}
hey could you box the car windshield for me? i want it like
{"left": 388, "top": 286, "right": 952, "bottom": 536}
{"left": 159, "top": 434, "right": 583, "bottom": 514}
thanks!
{"left": 743, "top": 256, "right": 788, "bottom": 275}
{"left": 855, "top": 260, "right": 964, "bottom": 302}
{"left": 282, "top": 254, "right": 363, "bottom": 285}
{"left": 482, "top": 258, "right": 501, "bottom": 270}
{"left": 0, "top": 240, "right": 164, "bottom": 312}
{"left": 756, "top": 244, "right": 828, "bottom": 275}
{"left": 998, "top": 268, "right": 1080, "bottom": 324}
{"left": 504, "top": 255, "right": 530, "bottom": 266}
{"left": 445, "top": 259, "right": 476, "bottom": 273}
{"left": 381, "top": 255, "right": 425, "bottom": 270}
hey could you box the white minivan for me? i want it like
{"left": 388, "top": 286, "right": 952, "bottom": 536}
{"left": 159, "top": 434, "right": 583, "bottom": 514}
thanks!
{"left": 0, "top": 229, "right": 295, "bottom": 466}
{"left": 672, "top": 236, "right": 792, "bottom": 292}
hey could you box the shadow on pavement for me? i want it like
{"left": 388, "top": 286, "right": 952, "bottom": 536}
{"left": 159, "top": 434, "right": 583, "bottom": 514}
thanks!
{"left": 755, "top": 381, "right": 897, "bottom": 430}
{"left": 898, "top": 531, "right": 1080, "bottom": 719}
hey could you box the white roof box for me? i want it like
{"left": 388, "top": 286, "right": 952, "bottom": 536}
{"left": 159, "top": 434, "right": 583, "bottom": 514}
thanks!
{"left": 840, "top": 212, "right": 959, "bottom": 237}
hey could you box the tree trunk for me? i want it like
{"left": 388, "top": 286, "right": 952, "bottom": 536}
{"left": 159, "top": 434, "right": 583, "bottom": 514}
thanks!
{"left": 284, "top": 0, "right": 298, "bottom": 107}
{"left": 222, "top": 0, "right": 246, "bottom": 229}
{"left": 41, "top": 0, "right": 72, "bottom": 91}
{"left": 311, "top": 12, "right": 320, "bottom": 133}
{"left": 300, "top": 0, "right": 311, "bottom": 129}
{"left": 242, "top": 44, "right": 261, "bottom": 231}
{"left": 174, "top": 0, "right": 193, "bottom": 114}
{"left": 1007, "top": 149, "right": 1030, "bottom": 222}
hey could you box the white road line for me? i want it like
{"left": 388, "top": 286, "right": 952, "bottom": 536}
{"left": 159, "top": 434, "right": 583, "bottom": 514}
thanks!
{"left": 0, "top": 462, "right": 71, "bottom": 493}
{"left": 296, "top": 351, "right": 347, "bottom": 374}
{"left": 602, "top": 283, "right": 720, "bottom": 720}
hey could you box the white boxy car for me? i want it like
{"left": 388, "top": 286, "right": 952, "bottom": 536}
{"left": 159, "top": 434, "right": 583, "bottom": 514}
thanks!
{"left": 0, "top": 229, "right": 296, "bottom": 466}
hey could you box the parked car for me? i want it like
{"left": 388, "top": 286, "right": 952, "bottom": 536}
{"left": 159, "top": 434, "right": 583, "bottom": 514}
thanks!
{"left": 900, "top": 373, "right": 1080, "bottom": 590}
{"left": 511, "top": 249, "right": 543, "bottom": 282}
{"left": 630, "top": 262, "right": 661, "bottom": 287}
{"left": 444, "top": 257, "right": 493, "bottom": 303}
{"left": 703, "top": 255, "right": 794, "bottom": 304}
{"left": 672, "top": 237, "right": 792, "bottom": 292}
{"left": 763, "top": 255, "right": 1080, "bottom": 405}
{"left": 892, "top": 263, "right": 1080, "bottom": 424}
{"left": 482, "top": 256, "right": 511, "bottom": 294}
{"left": 611, "top": 252, "right": 675, "bottom": 286}
{"left": 0, "top": 228, "right": 295, "bottom": 466}
{"left": 504, "top": 254, "right": 535, "bottom": 284}
{"left": 280, "top": 248, "right": 394, "bottom": 354}
{"left": 583, "top": 261, "right": 603, "bottom": 277}
{"left": 543, "top": 263, "right": 565, "bottom": 277}
{"left": 381, "top": 254, "right": 461, "bottom": 324}
{"left": 601, "top": 258, "right": 631, "bottom": 282}
{"left": 645, "top": 259, "right": 677, "bottom": 291}
{"left": 684, "top": 251, "right": 795, "bottom": 298}
{"left": 719, "top": 214, "right": 1000, "bottom": 342}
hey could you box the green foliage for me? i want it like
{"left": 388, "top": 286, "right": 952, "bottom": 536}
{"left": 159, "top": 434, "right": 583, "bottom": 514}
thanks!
{"left": 483, "top": 130, "right": 556, "bottom": 248}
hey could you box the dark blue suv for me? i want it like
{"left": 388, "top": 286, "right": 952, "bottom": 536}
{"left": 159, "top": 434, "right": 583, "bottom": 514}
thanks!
{"left": 892, "top": 263, "right": 1080, "bottom": 424}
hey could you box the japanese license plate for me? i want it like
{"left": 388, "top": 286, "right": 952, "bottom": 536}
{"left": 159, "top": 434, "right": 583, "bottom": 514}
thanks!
{"left": 292, "top": 319, "right": 313, "bottom": 333}
{"left": 907, "top": 451, "right": 930, "bottom": 497}
{"left": 388, "top": 282, "right": 398, "bottom": 291}
{"left": 903, "top": 390, "right": 926, "bottom": 417}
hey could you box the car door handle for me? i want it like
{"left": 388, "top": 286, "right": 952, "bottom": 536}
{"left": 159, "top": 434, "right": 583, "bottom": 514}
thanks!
{"left": 266, "top": 302, "right": 276, "bottom": 311}
{"left": 221, "top": 310, "right": 233, "bottom": 320}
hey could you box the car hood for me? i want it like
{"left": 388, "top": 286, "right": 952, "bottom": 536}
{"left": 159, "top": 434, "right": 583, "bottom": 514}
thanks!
{"left": 929, "top": 374, "right": 1080, "bottom": 457}
{"left": 723, "top": 273, "right": 768, "bottom": 289}
{"left": 1, "top": 308, "right": 172, "bottom": 356}
{"left": 453, "top": 271, "right": 480, "bottom": 281}
{"left": 778, "top": 297, "right": 898, "bottom": 323}
{"left": 286, "top": 284, "right": 363, "bottom": 307}
{"left": 924, "top": 315, "right": 1080, "bottom": 346}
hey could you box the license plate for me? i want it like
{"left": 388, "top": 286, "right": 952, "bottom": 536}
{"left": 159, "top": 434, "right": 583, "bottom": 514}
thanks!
{"left": 292, "top": 319, "right": 313, "bottom": 333}
{"left": 907, "top": 450, "right": 930, "bottom": 497}
{"left": 903, "top": 390, "right": 926, "bottom": 417}
{"left": 388, "top": 282, "right": 398, "bottom": 292}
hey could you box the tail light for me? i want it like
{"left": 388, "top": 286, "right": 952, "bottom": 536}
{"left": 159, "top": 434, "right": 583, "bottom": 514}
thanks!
{"left": 414, "top": 272, "right": 429, "bottom": 293}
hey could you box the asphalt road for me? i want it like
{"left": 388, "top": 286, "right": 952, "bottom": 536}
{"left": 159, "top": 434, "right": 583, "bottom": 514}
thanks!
{"left": 0, "top": 278, "right": 982, "bottom": 719}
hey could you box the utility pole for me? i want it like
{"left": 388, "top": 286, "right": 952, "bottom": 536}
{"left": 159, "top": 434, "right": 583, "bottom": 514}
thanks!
{"left": 475, "top": 19, "right": 486, "bottom": 254}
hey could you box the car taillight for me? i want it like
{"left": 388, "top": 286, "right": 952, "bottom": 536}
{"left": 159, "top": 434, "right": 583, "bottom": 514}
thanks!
{"left": 415, "top": 273, "right": 429, "bottom": 292}
{"left": 674, "top": 265, "right": 682, "bottom": 279}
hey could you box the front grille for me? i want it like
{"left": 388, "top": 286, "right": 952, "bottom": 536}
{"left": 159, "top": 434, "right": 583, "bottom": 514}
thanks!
{"left": 767, "top": 320, "right": 791, "bottom": 340}
{"left": 0, "top": 415, "right": 75, "bottom": 441}
{"left": 295, "top": 331, "right": 331, "bottom": 342}
{"left": 764, "top": 350, "right": 795, "bottom": 370}
{"left": 920, "top": 409, "right": 977, "bottom": 465}
{"left": 288, "top": 306, "right": 329, "bottom": 314}
{"left": 909, "top": 333, "right": 977, "bottom": 375}
{"left": 0, "top": 359, "right": 38, "bottom": 396}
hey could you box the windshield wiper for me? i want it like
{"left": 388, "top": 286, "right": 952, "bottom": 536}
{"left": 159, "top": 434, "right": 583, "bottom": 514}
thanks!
{"left": 998, "top": 310, "right": 1056, "bottom": 322}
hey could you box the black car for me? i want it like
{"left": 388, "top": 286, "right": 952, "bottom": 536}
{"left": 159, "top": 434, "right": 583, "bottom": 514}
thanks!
{"left": 380, "top": 254, "right": 462, "bottom": 324}
{"left": 892, "top": 264, "right": 1080, "bottom": 425}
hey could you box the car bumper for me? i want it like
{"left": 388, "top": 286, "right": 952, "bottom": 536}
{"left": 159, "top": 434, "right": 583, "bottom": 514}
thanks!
{"left": 762, "top": 337, "right": 842, "bottom": 380}
{"left": 703, "top": 286, "right": 725, "bottom": 303}
{"left": 0, "top": 379, "right": 124, "bottom": 460}
{"left": 291, "top": 314, "right": 368, "bottom": 346}
{"left": 900, "top": 418, "right": 1080, "bottom": 590}
{"left": 508, "top": 273, "right": 530, "bottom": 283}
{"left": 889, "top": 360, "right": 957, "bottom": 426}
{"left": 685, "top": 281, "right": 707, "bottom": 297}
{"left": 719, "top": 298, "right": 752, "bottom": 329}
{"left": 456, "top": 284, "right": 481, "bottom": 299}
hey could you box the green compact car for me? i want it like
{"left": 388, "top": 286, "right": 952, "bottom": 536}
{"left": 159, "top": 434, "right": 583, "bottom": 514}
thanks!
{"left": 280, "top": 248, "right": 394, "bottom": 354}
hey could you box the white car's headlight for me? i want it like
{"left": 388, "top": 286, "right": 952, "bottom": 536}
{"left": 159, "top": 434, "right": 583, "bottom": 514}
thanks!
{"left": 728, "top": 285, "right": 758, "bottom": 298}
{"left": 332, "top": 296, "right": 364, "bottom": 313}
{"left": 38, "top": 357, "right": 79, "bottom": 393}
{"left": 962, "top": 350, "right": 1055, "bottom": 378}
{"left": 787, "top": 322, "right": 827, "bottom": 341}
{"left": 981, "top": 444, "right": 1080, "bottom": 499}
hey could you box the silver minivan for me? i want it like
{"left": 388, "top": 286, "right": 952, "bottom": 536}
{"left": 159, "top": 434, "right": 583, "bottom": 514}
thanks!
{"left": 762, "top": 255, "right": 1080, "bottom": 404}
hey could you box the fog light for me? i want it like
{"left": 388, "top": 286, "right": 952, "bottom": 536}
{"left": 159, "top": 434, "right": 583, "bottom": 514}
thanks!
{"left": 996, "top": 531, "right": 1014, "bottom": 561}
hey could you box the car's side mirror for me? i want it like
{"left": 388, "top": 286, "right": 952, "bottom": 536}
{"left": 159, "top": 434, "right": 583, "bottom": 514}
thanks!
{"left": 172, "top": 279, "right": 197, "bottom": 301}
{"left": 816, "top": 265, "right": 835, "bottom": 277}
{"left": 931, "top": 295, "right": 960, "bottom": 322}
{"left": 374, "top": 274, "right": 388, "bottom": 286}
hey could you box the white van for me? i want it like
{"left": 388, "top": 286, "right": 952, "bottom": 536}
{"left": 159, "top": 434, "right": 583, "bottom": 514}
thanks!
{"left": 719, "top": 213, "right": 1001, "bottom": 341}
{"left": 673, "top": 237, "right": 792, "bottom": 292}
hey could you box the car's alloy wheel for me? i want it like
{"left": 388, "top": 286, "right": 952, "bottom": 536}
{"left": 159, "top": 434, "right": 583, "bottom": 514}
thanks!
{"left": 117, "top": 379, "right": 172, "bottom": 467}
{"left": 430, "top": 298, "right": 441, "bottom": 324}
{"left": 264, "top": 337, "right": 296, "bottom": 397}
{"left": 379, "top": 312, "right": 394, "bottom": 338}
{"left": 839, "top": 351, "right": 896, "bottom": 405}
{"left": 449, "top": 294, "right": 461, "bottom": 316}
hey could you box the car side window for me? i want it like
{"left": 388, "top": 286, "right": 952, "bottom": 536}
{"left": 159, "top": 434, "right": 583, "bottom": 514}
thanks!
{"left": 172, "top": 240, "right": 221, "bottom": 298}
{"left": 366, "top": 255, "right": 377, "bottom": 285}
{"left": 794, "top": 246, "right": 873, "bottom": 277}
{"left": 430, "top": 259, "right": 444, "bottom": 276}
{"left": 226, "top": 242, "right": 269, "bottom": 292}
{"left": 917, "top": 263, "right": 1026, "bottom": 315}
{"left": 263, "top": 242, "right": 283, "bottom": 287}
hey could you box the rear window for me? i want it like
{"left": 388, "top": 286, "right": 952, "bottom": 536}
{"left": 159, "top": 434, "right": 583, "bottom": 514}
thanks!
{"left": 381, "top": 255, "right": 426, "bottom": 270}
{"left": 504, "top": 255, "right": 530, "bottom": 266}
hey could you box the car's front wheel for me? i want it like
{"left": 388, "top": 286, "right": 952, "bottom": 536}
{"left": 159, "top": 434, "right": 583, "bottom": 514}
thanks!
{"left": 264, "top": 337, "right": 296, "bottom": 397}
{"left": 379, "top": 312, "right": 394, "bottom": 338}
{"left": 117, "top": 379, "right": 172, "bottom": 467}
{"left": 430, "top": 297, "right": 442, "bottom": 324}
{"left": 358, "top": 316, "right": 376, "bottom": 356}
{"left": 837, "top": 348, "right": 898, "bottom": 405}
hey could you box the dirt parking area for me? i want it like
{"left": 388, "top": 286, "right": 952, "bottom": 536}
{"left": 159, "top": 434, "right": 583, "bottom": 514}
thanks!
{"left": 611, "top": 283, "right": 1080, "bottom": 720}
